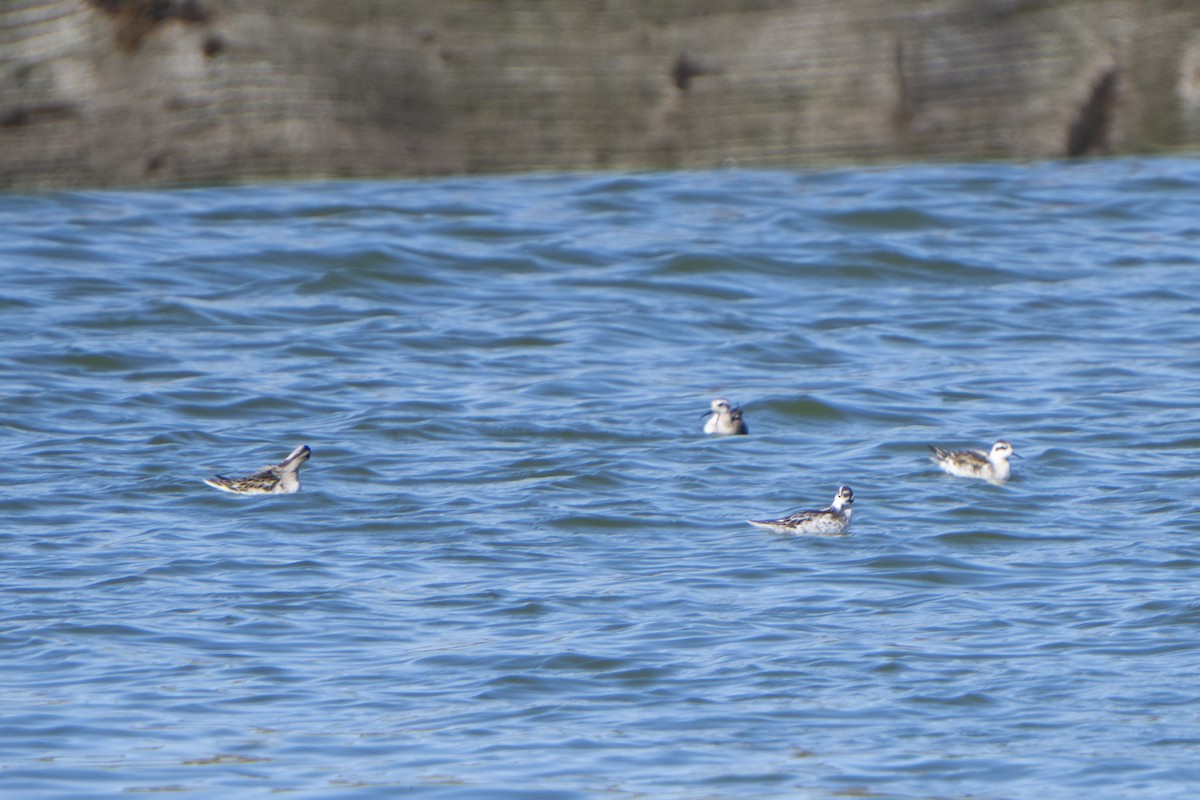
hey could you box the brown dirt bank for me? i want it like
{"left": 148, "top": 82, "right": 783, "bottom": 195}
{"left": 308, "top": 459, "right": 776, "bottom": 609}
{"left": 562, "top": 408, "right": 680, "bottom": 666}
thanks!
{"left": 3, "top": 0, "right": 1200, "bottom": 189}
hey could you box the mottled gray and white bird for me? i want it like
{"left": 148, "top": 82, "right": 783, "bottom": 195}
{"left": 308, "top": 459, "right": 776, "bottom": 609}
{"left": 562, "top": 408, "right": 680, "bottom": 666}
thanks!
{"left": 747, "top": 485, "right": 854, "bottom": 536}
{"left": 928, "top": 440, "right": 1017, "bottom": 483}
{"left": 204, "top": 444, "right": 311, "bottom": 495}
{"left": 702, "top": 397, "right": 748, "bottom": 435}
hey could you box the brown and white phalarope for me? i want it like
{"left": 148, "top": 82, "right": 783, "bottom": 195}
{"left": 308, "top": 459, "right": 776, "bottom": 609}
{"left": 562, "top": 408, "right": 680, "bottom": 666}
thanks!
{"left": 747, "top": 485, "right": 854, "bottom": 536}
{"left": 204, "top": 444, "right": 311, "bottom": 495}
{"left": 702, "top": 397, "right": 748, "bottom": 435}
{"left": 928, "top": 440, "right": 1017, "bottom": 483}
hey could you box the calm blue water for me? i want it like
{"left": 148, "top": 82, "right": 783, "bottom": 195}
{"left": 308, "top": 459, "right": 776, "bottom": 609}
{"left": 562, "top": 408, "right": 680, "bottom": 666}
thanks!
{"left": 2, "top": 158, "right": 1199, "bottom": 799}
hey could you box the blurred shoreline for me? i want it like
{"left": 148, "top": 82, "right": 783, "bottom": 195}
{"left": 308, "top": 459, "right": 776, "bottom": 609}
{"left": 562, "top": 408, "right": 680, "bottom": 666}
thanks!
{"left": 3, "top": 0, "right": 1200, "bottom": 190}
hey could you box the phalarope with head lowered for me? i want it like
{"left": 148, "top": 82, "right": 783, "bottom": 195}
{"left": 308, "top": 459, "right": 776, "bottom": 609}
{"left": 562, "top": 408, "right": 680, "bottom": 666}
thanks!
{"left": 204, "top": 444, "right": 311, "bottom": 495}
{"left": 928, "top": 440, "right": 1017, "bottom": 483}
{"left": 747, "top": 485, "right": 854, "bottom": 535}
{"left": 702, "top": 397, "right": 748, "bottom": 435}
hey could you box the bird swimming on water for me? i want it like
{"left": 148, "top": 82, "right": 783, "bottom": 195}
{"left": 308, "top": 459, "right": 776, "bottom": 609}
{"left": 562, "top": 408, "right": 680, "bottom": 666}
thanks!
{"left": 702, "top": 397, "right": 748, "bottom": 435}
{"left": 747, "top": 485, "right": 855, "bottom": 536}
{"left": 204, "top": 444, "right": 311, "bottom": 495}
{"left": 927, "top": 440, "right": 1017, "bottom": 483}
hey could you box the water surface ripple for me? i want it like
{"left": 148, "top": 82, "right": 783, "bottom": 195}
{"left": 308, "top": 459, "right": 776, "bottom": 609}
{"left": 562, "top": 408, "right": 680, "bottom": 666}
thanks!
{"left": 2, "top": 159, "right": 1199, "bottom": 799}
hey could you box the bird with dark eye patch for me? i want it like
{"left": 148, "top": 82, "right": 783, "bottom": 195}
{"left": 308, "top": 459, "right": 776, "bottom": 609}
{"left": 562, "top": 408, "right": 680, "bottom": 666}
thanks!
{"left": 702, "top": 397, "right": 748, "bottom": 435}
{"left": 928, "top": 440, "right": 1018, "bottom": 484}
{"left": 747, "top": 486, "right": 855, "bottom": 536}
{"left": 204, "top": 444, "right": 311, "bottom": 495}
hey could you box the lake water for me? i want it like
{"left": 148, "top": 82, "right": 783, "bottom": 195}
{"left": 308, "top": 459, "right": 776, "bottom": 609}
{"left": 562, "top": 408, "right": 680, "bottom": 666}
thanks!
{"left": 2, "top": 158, "right": 1199, "bottom": 799}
